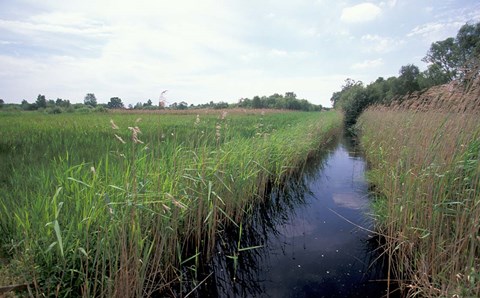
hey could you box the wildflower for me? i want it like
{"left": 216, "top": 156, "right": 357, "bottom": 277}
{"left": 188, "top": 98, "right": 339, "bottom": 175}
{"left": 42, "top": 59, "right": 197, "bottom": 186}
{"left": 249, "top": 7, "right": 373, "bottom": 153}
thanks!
{"left": 90, "top": 166, "right": 96, "bottom": 175}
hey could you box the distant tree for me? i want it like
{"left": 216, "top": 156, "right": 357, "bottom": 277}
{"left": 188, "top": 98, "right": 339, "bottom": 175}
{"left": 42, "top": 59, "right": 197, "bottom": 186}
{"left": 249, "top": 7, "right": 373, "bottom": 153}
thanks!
{"left": 252, "top": 96, "right": 263, "bottom": 108}
{"left": 36, "top": 94, "right": 47, "bottom": 109}
{"left": 21, "top": 99, "right": 37, "bottom": 111}
{"left": 285, "top": 92, "right": 297, "bottom": 99}
{"left": 335, "top": 82, "right": 368, "bottom": 126}
{"left": 84, "top": 93, "right": 98, "bottom": 107}
{"left": 238, "top": 98, "right": 252, "bottom": 108}
{"left": 143, "top": 99, "right": 153, "bottom": 107}
{"left": 134, "top": 102, "right": 143, "bottom": 109}
{"left": 397, "top": 64, "right": 421, "bottom": 95}
{"left": 0, "top": 99, "right": 4, "bottom": 109}
{"left": 55, "top": 98, "right": 71, "bottom": 108}
{"left": 107, "top": 97, "right": 124, "bottom": 109}
{"left": 178, "top": 101, "right": 188, "bottom": 110}
{"left": 213, "top": 101, "right": 229, "bottom": 109}
{"left": 418, "top": 64, "right": 451, "bottom": 89}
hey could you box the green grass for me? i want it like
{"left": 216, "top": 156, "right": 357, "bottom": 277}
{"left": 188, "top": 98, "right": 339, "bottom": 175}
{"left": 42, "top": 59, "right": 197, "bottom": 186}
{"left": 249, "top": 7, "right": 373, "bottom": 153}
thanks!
{"left": 357, "top": 108, "right": 480, "bottom": 297}
{"left": 0, "top": 110, "right": 342, "bottom": 296}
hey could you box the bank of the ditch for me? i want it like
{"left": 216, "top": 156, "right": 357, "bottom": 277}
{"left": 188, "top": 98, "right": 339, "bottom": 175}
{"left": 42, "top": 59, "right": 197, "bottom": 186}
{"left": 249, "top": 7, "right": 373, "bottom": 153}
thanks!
{"left": 0, "top": 110, "right": 342, "bottom": 297}
{"left": 357, "top": 108, "right": 480, "bottom": 297}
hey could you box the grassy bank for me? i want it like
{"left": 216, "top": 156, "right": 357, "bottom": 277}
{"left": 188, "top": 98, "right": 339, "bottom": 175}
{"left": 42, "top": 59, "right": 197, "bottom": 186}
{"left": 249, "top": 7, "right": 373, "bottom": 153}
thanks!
{"left": 0, "top": 110, "right": 341, "bottom": 296}
{"left": 357, "top": 108, "right": 480, "bottom": 297}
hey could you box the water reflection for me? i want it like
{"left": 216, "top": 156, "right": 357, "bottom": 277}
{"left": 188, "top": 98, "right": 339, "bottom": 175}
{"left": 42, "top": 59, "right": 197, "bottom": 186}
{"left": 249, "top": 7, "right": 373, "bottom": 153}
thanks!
{"left": 185, "top": 134, "right": 393, "bottom": 297}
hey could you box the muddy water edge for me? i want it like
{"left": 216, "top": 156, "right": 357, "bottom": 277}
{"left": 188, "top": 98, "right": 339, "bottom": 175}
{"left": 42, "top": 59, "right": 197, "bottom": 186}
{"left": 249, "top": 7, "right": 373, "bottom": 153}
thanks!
{"left": 178, "top": 132, "right": 398, "bottom": 297}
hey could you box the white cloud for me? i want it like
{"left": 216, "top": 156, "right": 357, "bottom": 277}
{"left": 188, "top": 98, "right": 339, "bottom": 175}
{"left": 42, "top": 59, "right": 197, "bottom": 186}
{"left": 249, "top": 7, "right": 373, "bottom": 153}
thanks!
{"left": 361, "top": 34, "right": 404, "bottom": 53}
{"left": 407, "top": 5, "right": 480, "bottom": 42}
{"left": 340, "top": 3, "right": 382, "bottom": 23}
{"left": 407, "top": 21, "right": 465, "bottom": 41}
{"left": 351, "top": 58, "right": 384, "bottom": 70}
{"left": 0, "top": 14, "right": 111, "bottom": 37}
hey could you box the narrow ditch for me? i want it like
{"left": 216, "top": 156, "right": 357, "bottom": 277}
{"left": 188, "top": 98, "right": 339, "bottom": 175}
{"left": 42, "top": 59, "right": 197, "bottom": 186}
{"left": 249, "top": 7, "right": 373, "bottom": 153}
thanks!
{"left": 179, "top": 133, "right": 397, "bottom": 297}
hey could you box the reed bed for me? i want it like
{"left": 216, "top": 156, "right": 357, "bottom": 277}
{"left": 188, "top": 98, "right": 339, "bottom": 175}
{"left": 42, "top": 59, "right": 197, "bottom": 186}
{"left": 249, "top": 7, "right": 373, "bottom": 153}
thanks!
{"left": 357, "top": 108, "right": 480, "bottom": 297}
{"left": 0, "top": 110, "right": 341, "bottom": 297}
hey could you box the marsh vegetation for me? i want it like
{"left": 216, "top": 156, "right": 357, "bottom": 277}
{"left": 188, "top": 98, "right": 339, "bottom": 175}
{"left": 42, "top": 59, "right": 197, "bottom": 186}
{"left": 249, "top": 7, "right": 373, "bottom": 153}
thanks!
{"left": 0, "top": 110, "right": 341, "bottom": 296}
{"left": 357, "top": 109, "right": 480, "bottom": 297}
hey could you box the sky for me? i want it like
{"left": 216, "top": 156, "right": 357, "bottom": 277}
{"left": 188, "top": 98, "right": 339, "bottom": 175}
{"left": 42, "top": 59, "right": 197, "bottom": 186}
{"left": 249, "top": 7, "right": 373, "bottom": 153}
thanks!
{"left": 0, "top": 0, "right": 479, "bottom": 108}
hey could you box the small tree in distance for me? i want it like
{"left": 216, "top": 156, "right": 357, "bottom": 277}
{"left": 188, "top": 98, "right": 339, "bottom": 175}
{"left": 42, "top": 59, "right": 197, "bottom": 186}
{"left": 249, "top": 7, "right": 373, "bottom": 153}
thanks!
{"left": 107, "top": 97, "right": 124, "bottom": 109}
{"left": 84, "top": 93, "right": 97, "bottom": 107}
{"left": 36, "top": 94, "right": 47, "bottom": 109}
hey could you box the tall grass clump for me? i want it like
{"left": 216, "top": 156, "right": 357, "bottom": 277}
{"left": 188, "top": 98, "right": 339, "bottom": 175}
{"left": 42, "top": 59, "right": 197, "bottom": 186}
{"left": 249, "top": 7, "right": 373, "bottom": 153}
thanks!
{"left": 0, "top": 110, "right": 341, "bottom": 296}
{"left": 357, "top": 108, "right": 480, "bottom": 297}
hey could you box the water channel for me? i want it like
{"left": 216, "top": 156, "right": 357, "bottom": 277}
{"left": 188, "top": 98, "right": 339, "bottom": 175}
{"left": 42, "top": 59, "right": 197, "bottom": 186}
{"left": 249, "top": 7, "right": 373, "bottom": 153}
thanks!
{"left": 186, "top": 134, "right": 394, "bottom": 297}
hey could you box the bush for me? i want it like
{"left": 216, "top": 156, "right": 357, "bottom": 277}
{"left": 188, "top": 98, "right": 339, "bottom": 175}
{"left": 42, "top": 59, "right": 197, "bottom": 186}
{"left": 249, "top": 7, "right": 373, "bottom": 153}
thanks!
{"left": 94, "top": 106, "right": 109, "bottom": 113}
{"left": 46, "top": 107, "right": 63, "bottom": 114}
{"left": 74, "top": 107, "right": 92, "bottom": 114}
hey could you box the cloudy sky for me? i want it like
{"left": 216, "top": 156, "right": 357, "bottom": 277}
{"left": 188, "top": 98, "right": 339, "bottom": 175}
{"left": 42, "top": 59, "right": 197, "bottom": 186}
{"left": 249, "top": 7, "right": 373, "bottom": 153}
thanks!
{"left": 1, "top": 0, "right": 479, "bottom": 107}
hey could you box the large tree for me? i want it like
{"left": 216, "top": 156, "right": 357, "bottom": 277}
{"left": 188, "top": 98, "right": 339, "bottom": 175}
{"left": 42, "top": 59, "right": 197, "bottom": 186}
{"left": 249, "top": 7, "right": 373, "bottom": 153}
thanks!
{"left": 422, "top": 37, "right": 459, "bottom": 81}
{"left": 456, "top": 22, "right": 480, "bottom": 64}
{"left": 423, "top": 22, "right": 480, "bottom": 81}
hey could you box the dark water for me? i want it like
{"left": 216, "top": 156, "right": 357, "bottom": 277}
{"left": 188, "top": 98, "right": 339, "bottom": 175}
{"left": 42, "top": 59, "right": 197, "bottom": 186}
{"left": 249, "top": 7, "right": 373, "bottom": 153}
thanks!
{"left": 186, "top": 135, "right": 395, "bottom": 297}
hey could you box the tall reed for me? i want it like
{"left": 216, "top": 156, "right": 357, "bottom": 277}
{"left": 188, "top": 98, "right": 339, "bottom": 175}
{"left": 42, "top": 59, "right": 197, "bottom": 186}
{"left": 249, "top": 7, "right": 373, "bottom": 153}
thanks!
{"left": 357, "top": 108, "right": 480, "bottom": 297}
{"left": 0, "top": 110, "right": 342, "bottom": 296}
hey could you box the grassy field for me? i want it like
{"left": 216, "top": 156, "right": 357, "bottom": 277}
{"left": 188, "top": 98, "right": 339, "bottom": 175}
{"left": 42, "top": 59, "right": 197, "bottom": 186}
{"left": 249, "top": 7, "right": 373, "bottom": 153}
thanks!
{"left": 0, "top": 109, "right": 342, "bottom": 297}
{"left": 357, "top": 108, "right": 480, "bottom": 297}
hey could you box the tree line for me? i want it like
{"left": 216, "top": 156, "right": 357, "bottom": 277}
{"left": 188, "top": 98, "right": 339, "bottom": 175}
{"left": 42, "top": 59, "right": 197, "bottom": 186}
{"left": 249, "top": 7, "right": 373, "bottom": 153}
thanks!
{"left": 332, "top": 22, "right": 480, "bottom": 127}
{"left": 1, "top": 91, "right": 323, "bottom": 113}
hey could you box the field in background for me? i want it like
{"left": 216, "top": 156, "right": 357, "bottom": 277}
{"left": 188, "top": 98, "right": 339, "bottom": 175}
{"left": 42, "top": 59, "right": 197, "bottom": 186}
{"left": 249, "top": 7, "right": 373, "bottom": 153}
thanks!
{"left": 0, "top": 110, "right": 342, "bottom": 296}
{"left": 357, "top": 109, "right": 480, "bottom": 297}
